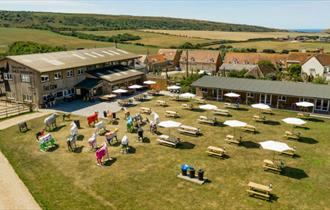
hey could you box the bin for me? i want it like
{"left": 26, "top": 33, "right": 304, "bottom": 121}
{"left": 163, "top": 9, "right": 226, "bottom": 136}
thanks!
{"left": 198, "top": 169, "right": 204, "bottom": 181}
{"left": 112, "top": 112, "right": 117, "bottom": 119}
{"left": 103, "top": 111, "right": 107, "bottom": 118}
{"left": 189, "top": 168, "right": 195, "bottom": 178}
{"left": 181, "top": 164, "right": 189, "bottom": 176}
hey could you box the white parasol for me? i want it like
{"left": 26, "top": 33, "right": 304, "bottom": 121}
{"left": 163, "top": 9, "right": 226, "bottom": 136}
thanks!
{"left": 199, "top": 104, "right": 217, "bottom": 110}
{"left": 224, "top": 120, "right": 247, "bottom": 138}
{"left": 143, "top": 80, "right": 156, "bottom": 85}
{"left": 296, "top": 102, "right": 314, "bottom": 108}
{"left": 260, "top": 140, "right": 293, "bottom": 153}
{"left": 251, "top": 103, "right": 271, "bottom": 110}
{"left": 113, "top": 89, "right": 128, "bottom": 94}
{"left": 282, "top": 118, "right": 306, "bottom": 126}
{"left": 158, "top": 120, "right": 182, "bottom": 136}
{"left": 128, "top": 84, "right": 143, "bottom": 89}
{"left": 167, "top": 85, "right": 181, "bottom": 90}
{"left": 179, "top": 92, "right": 196, "bottom": 99}
{"left": 224, "top": 92, "right": 240, "bottom": 98}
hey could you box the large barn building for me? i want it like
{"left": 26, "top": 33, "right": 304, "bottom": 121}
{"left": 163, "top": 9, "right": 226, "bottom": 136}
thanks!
{"left": 0, "top": 47, "right": 144, "bottom": 107}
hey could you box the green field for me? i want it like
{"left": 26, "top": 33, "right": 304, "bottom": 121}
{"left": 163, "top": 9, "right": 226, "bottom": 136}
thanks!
{"left": 205, "top": 40, "right": 330, "bottom": 52}
{"left": 0, "top": 27, "right": 158, "bottom": 55}
{"left": 80, "top": 30, "right": 211, "bottom": 48}
{"left": 0, "top": 96, "right": 329, "bottom": 210}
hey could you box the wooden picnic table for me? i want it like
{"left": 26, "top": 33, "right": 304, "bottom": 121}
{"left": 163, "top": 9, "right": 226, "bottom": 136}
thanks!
{"left": 247, "top": 181, "right": 272, "bottom": 200}
{"left": 178, "top": 125, "right": 201, "bottom": 136}
{"left": 157, "top": 135, "right": 180, "bottom": 147}
{"left": 206, "top": 146, "right": 226, "bottom": 158}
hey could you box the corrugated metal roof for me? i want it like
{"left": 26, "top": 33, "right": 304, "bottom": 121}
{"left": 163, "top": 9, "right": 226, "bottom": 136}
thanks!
{"left": 192, "top": 76, "right": 330, "bottom": 99}
{"left": 7, "top": 47, "right": 140, "bottom": 73}
{"left": 86, "top": 65, "right": 144, "bottom": 83}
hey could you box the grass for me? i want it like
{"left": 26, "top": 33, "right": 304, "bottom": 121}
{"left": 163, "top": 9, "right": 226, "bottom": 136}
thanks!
{"left": 0, "top": 27, "right": 158, "bottom": 55}
{"left": 142, "top": 29, "right": 329, "bottom": 41}
{"left": 0, "top": 96, "right": 330, "bottom": 210}
{"left": 80, "top": 30, "right": 211, "bottom": 48}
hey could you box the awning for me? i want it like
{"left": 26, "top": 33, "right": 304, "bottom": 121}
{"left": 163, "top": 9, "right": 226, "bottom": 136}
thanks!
{"left": 75, "top": 78, "right": 102, "bottom": 90}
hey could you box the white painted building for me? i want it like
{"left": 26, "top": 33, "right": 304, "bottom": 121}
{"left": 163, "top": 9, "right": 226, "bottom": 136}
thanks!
{"left": 302, "top": 54, "right": 330, "bottom": 80}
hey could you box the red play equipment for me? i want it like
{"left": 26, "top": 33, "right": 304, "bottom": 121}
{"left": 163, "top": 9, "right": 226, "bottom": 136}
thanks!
{"left": 87, "top": 112, "right": 99, "bottom": 127}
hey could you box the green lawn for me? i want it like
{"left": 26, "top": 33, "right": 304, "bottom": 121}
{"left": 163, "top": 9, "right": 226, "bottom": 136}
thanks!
{"left": 80, "top": 30, "right": 211, "bottom": 48}
{"left": 0, "top": 96, "right": 329, "bottom": 210}
{"left": 0, "top": 27, "right": 158, "bottom": 55}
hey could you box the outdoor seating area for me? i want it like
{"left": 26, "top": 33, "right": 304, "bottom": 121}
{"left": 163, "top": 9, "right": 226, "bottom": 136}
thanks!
{"left": 118, "top": 99, "right": 134, "bottom": 107}
{"left": 206, "top": 146, "right": 226, "bottom": 158}
{"left": 263, "top": 159, "right": 285, "bottom": 174}
{"left": 253, "top": 115, "right": 266, "bottom": 122}
{"left": 181, "top": 103, "right": 193, "bottom": 110}
{"left": 156, "top": 100, "right": 168, "bottom": 107}
{"left": 224, "top": 103, "right": 239, "bottom": 109}
{"left": 247, "top": 182, "right": 272, "bottom": 201}
{"left": 213, "top": 108, "right": 230, "bottom": 116}
{"left": 165, "top": 110, "right": 180, "bottom": 118}
{"left": 284, "top": 131, "right": 301, "bottom": 140}
{"left": 178, "top": 125, "right": 201, "bottom": 136}
{"left": 198, "top": 115, "right": 217, "bottom": 125}
{"left": 156, "top": 134, "right": 180, "bottom": 147}
{"left": 2, "top": 92, "right": 327, "bottom": 210}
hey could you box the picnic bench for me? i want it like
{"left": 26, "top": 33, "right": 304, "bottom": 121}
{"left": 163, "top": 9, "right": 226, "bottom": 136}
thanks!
{"left": 253, "top": 115, "right": 266, "bottom": 122}
{"left": 241, "top": 124, "right": 257, "bottom": 133}
{"left": 225, "top": 134, "right": 241, "bottom": 145}
{"left": 99, "top": 94, "right": 117, "bottom": 101}
{"left": 118, "top": 99, "right": 133, "bottom": 107}
{"left": 198, "top": 116, "right": 217, "bottom": 125}
{"left": 178, "top": 125, "right": 201, "bottom": 136}
{"left": 157, "top": 135, "right": 180, "bottom": 148}
{"left": 194, "top": 97, "right": 206, "bottom": 104}
{"left": 140, "top": 107, "right": 152, "bottom": 115}
{"left": 165, "top": 110, "right": 180, "bottom": 118}
{"left": 181, "top": 103, "right": 193, "bottom": 110}
{"left": 206, "top": 146, "right": 226, "bottom": 158}
{"left": 297, "top": 112, "right": 310, "bottom": 118}
{"left": 247, "top": 181, "right": 272, "bottom": 200}
{"left": 262, "top": 109, "right": 273, "bottom": 115}
{"left": 284, "top": 131, "right": 301, "bottom": 140}
{"left": 147, "top": 90, "right": 160, "bottom": 96}
{"left": 263, "top": 159, "right": 284, "bottom": 174}
{"left": 213, "top": 108, "right": 230, "bottom": 116}
{"left": 279, "top": 148, "right": 296, "bottom": 157}
{"left": 170, "top": 95, "right": 180, "bottom": 101}
{"left": 224, "top": 103, "right": 239, "bottom": 109}
{"left": 156, "top": 100, "right": 168, "bottom": 107}
{"left": 134, "top": 95, "right": 146, "bottom": 102}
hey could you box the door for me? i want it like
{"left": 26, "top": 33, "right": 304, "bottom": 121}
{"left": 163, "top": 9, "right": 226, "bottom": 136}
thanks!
{"left": 260, "top": 94, "right": 272, "bottom": 105}
{"left": 315, "top": 99, "right": 329, "bottom": 112}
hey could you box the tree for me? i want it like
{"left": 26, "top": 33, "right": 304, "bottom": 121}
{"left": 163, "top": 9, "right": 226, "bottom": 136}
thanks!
{"left": 312, "top": 75, "right": 327, "bottom": 84}
{"left": 287, "top": 64, "right": 302, "bottom": 80}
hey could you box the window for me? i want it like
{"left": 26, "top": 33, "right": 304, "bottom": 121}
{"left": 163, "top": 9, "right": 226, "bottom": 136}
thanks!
{"left": 41, "top": 75, "right": 49, "bottom": 83}
{"left": 54, "top": 72, "right": 62, "bottom": 80}
{"left": 56, "top": 91, "right": 63, "bottom": 98}
{"left": 309, "top": 68, "right": 315, "bottom": 74}
{"left": 23, "top": 94, "right": 32, "bottom": 102}
{"left": 43, "top": 85, "right": 50, "bottom": 91}
{"left": 21, "top": 74, "right": 31, "bottom": 83}
{"left": 77, "top": 68, "right": 84, "bottom": 75}
{"left": 201, "top": 88, "right": 208, "bottom": 93}
{"left": 6, "top": 92, "right": 15, "bottom": 99}
{"left": 4, "top": 73, "right": 13, "bottom": 80}
{"left": 50, "top": 84, "right": 57, "bottom": 90}
{"left": 66, "top": 70, "right": 74, "bottom": 78}
{"left": 247, "top": 92, "right": 255, "bottom": 98}
{"left": 278, "top": 95, "right": 287, "bottom": 102}
{"left": 64, "top": 88, "right": 75, "bottom": 96}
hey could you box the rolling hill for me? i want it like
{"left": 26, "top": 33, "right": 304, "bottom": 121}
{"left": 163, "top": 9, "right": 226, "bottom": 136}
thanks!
{"left": 0, "top": 10, "right": 282, "bottom": 32}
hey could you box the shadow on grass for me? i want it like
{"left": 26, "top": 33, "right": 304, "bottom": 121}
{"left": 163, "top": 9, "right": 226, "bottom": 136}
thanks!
{"left": 178, "top": 142, "right": 195, "bottom": 149}
{"left": 73, "top": 146, "right": 84, "bottom": 153}
{"left": 306, "top": 118, "right": 324, "bottom": 122}
{"left": 142, "top": 137, "right": 150, "bottom": 143}
{"left": 103, "top": 157, "right": 117, "bottom": 167}
{"left": 19, "top": 128, "right": 31, "bottom": 133}
{"left": 298, "top": 137, "right": 318, "bottom": 144}
{"left": 77, "top": 134, "right": 84, "bottom": 141}
{"left": 295, "top": 126, "right": 310, "bottom": 130}
{"left": 243, "top": 130, "right": 260, "bottom": 135}
{"left": 282, "top": 166, "right": 308, "bottom": 179}
{"left": 263, "top": 120, "right": 280, "bottom": 126}
{"left": 127, "top": 146, "right": 136, "bottom": 154}
{"left": 236, "top": 107, "right": 249, "bottom": 111}
{"left": 191, "top": 108, "right": 205, "bottom": 113}
{"left": 52, "top": 125, "right": 66, "bottom": 132}
{"left": 47, "top": 144, "right": 59, "bottom": 152}
{"left": 241, "top": 141, "right": 260, "bottom": 149}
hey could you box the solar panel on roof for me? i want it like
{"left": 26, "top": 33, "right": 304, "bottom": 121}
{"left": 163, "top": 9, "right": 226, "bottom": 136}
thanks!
{"left": 102, "top": 51, "right": 114, "bottom": 56}
{"left": 116, "top": 49, "right": 129, "bottom": 54}
{"left": 108, "top": 50, "right": 120, "bottom": 55}
{"left": 84, "top": 53, "right": 97, "bottom": 58}
{"left": 72, "top": 54, "right": 86, "bottom": 60}
{"left": 91, "top": 52, "right": 104, "bottom": 57}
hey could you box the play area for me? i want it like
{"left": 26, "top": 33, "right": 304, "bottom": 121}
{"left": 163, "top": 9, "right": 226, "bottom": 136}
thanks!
{"left": 0, "top": 93, "right": 329, "bottom": 210}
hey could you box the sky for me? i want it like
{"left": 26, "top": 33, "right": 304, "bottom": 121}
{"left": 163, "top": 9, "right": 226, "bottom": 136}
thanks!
{"left": 0, "top": 0, "right": 330, "bottom": 29}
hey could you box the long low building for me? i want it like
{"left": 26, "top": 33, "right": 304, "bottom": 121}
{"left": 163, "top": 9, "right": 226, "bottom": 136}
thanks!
{"left": 0, "top": 47, "right": 144, "bottom": 107}
{"left": 192, "top": 76, "right": 330, "bottom": 113}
